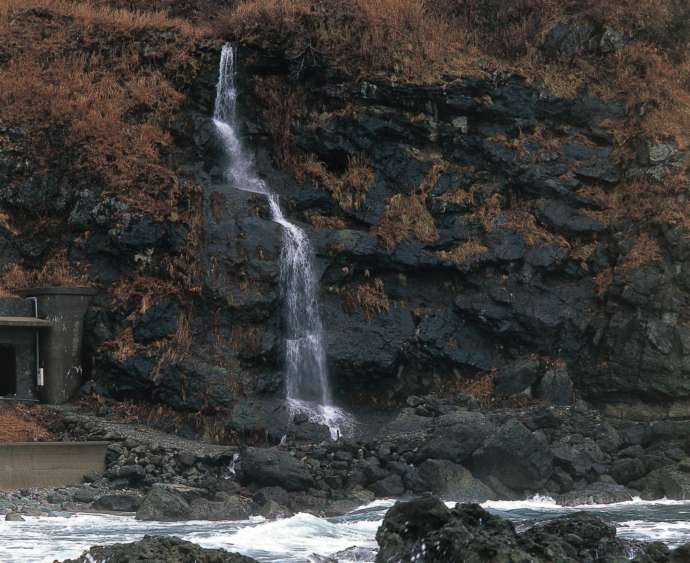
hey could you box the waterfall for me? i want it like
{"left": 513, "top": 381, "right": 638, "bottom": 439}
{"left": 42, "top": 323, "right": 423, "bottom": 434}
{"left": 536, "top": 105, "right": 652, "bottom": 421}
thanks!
{"left": 212, "top": 44, "right": 348, "bottom": 437}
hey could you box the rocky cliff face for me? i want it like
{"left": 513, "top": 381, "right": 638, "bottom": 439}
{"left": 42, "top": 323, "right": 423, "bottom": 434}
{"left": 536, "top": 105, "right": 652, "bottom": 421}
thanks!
{"left": 1, "top": 5, "right": 689, "bottom": 419}
{"left": 144, "top": 44, "right": 688, "bottom": 418}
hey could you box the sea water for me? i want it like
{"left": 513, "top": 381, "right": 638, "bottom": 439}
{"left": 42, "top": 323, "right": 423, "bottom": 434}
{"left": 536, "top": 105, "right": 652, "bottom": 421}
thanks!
{"left": 1, "top": 497, "right": 689, "bottom": 562}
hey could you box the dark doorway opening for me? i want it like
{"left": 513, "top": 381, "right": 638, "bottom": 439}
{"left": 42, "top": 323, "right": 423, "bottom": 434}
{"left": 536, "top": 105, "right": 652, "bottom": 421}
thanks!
{"left": 0, "top": 345, "right": 16, "bottom": 395}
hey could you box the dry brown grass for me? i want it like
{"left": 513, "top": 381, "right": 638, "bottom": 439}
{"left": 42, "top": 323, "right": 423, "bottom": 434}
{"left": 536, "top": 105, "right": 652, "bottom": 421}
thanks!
{"left": 578, "top": 179, "right": 690, "bottom": 236}
{"left": 437, "top": 189, "right": 474, "bottom": 207}
{"left": 504, "top": 206, "right": 571, "bottom": 248}
{"left": 618, "top": 232, "right": 663, "bottom": 273}
{"left": 220, "top": 0, "right": 471, "bottom": 82}
{"left": 375, "top": 192, "right": 438, "bottom": 249}
{"left": 456, "top": 371, "right": 495, "bottom": 408}
{"left": 0, "top": 0, "right": 209, "bottom": 217}
{"left": 342, "top": 278, "right": 390, "bottom": 319}
{"left": 252, "top": 76, "right": 304, "bottom": 169}
{"left": 373, "top": 159, "right": 444, "bottom": 248}
{"left": 296, "top": 154, "right": 375, "bottom": 211}
{"left": 111, "top": 275, "right": 182, "bottom": 312}
{"left": 594, "top": 267, "right": 613, "bottom": 297}
{"left": 304, "top": 211, "right": 347, "bottom": 230}
{"left": 104, "top": 327, "right": 144, "bottom": 362}
{"left": 0, "top": 252, "right": 91, "bottom": 291}
{"left": 435, "top": 240, "right": 488, "bottom": 264}
{"left": 0, "top": 405, "right": 54, "bottom": 442}
{"left": 570, "top": 242, "right": 597, "bottom": 270}
{"left": 0, "top": 0, "right": 206, "bottom": 34}
{"left": 226, "top": 0, "right": 690, "bottom": 162}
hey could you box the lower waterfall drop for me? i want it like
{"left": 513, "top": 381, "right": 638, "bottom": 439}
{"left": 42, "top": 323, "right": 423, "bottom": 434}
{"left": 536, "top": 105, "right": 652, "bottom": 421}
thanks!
{"left": 212, "top": 43, "right": 349, "bottom": 438}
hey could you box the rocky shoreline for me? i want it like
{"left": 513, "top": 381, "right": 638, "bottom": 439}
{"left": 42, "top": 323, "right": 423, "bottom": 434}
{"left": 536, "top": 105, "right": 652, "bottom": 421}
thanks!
{"left": 3, "top": 397, "right": 690, "bottom": 525}
{"left": 54, "top": 494, "right": 690, "bottom": 563}
{"left": 375, "top": 495, "right": 690, "bottom": 563}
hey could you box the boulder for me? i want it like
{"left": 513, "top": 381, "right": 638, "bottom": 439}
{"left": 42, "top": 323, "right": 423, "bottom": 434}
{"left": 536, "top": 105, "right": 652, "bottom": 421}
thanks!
{"left": 93, "top": 494, "right": 142, "bottom": 512}
{"left": 136, "top": 487, "right": 191, "bottom": 521}
{"left": 189, "top": 495, "right": 254, "bottom": 521}
{"left": 375, "top": 495, "right": 529, "bottom": 563}
{"left": 555, "top": 483, "right": 633, "bottom": 506}
{"left": 369, "top": 474, "right": 405, "bottom": 497}
{"left": 611, "top": 457, "right": 647, "bottom": 485}
{"left": 534, "top": 366, "right": 574, "bottom": 405}
{"left": 471, "top": 418, "right": 553, "bottom": 491}
{"left": 106, "top": 464, "right": 146, "bottom": 484}
{"left": 494, "top": 357, "right": 542, "bottom": 396}
{"left": 259, "top": 500, "right": 291, "bottom": 519}
{"left": 5, "top": 512, "right": 24, "bottom": 521}
{"left": 375, "top": 495, "right": 672, "bottom": 563}
{"left": 239, "top": 447, "right": 314, "bottom": 492}
{"left": 72, "top": 488, "right": 98, "bottom": 503}
{"left": 417, "top": 459, "right": 495, "bottom": 502}
{"left": 420, "top": 411, "right": 494, "bottom": 463}
{"left": 632, "top": 460, "right": 690, "bottom": 500}
{"left": 551, "top": 437, "right": 607, "bottom": 478}
{"left": 61, "top": 535, "right": 257, "bottom": 563}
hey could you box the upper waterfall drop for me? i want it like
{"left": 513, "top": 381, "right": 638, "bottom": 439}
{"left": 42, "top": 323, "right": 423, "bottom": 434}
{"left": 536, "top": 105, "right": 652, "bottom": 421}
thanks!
{"left": 212, "top": 43, "right": 349, "bottom": 437}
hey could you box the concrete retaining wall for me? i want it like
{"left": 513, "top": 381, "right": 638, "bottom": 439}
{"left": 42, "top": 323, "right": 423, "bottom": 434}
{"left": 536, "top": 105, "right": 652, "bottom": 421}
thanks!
{"left": 0, "top": 442, "right": 107, "bottom": 490}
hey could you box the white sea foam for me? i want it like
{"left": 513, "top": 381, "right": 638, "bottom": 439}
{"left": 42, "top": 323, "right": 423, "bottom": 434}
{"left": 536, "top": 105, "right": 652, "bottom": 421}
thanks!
{"left": 481, "top": 495, "right": 690, "bottom": 511}
{"left": 2, "top": 498, "right": 690, "bottom": 563}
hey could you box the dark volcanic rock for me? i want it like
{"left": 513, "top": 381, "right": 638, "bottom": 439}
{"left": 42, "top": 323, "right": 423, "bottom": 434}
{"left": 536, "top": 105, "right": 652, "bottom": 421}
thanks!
{"left": 417, "top": 459, "right": 495, "bottom": 501}
{"left": 133, "top": 301, "right": 179, "bottom": 343}
{"left": 420, "top": 410, "right": 494, "bottom": 463}
{"left": 239, "top": 447, "right": 314, "bottom": 492}
{"left": 494, "top": 356, "right": 543, "bottom": 396}
{"left": 61, "top": 535, "right": 257, "bottom": 563}
{"left": 375, "top": 495, "right": 674, "bottom": 563}
{"left": 93, "top": 494, "right": 142, "bottom": 512}
{"left": 136, "top": 487, "right": 191, "bottom": 521}
{"left": 471, "top": 418, "right": 553, "bottom": 491}
{"left": 154, "top": 360, "right": 234, "bottom": 412}
{"left": 555, "top": 483, "right": 633, "bottom": 506}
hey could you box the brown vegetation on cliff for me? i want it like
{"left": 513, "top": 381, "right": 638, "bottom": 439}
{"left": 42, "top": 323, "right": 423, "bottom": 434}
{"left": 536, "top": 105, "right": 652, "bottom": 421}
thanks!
{"left": 0, "top": 0, "right": 208, "bottom": 215}
{"left": 224, "top": 0, "right": 690, "bottom": 246}
{"left": 342, "top": 278, "right": 391, "bottom": 319}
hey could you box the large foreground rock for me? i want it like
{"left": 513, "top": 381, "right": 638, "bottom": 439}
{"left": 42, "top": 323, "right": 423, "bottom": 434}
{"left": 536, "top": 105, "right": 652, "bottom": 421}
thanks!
{"left": 375, "top": 495, "right": 680, "bottom": 563}
{"left": 62, "top": 535, "right": 257, "bottom": 562}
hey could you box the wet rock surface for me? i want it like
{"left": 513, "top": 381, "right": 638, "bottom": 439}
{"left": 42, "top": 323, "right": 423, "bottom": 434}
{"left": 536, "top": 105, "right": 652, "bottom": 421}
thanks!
{"left": 4, "top": 400, "right": 690, "bottom": 526}
{"left": 61, "top": 535, "right": 258, "bottom": 563}
{"left": 375, "top": 495, "right": 684, "bottom": 563}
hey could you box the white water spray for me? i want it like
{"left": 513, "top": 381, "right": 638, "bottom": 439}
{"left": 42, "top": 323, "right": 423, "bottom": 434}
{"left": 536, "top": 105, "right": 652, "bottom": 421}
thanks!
{"left": 213, "top": 44, "right": 349, "bottom": 437}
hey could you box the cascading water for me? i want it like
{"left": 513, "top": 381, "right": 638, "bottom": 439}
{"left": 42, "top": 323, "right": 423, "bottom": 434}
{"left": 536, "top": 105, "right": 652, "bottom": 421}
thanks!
{"left": 213, "top": 44, "right": 348, "bottom": 437}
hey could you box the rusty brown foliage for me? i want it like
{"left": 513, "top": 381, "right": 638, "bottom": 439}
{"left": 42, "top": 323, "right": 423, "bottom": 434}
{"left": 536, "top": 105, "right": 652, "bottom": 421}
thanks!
{"left": 435, "top": 241, "right": 489, "bottom": 264}
{"left": 342, "top": 278, "right": 390, "bottom": 319}
{"left": 0, "top": 405, "right": 54, "bottom": 442}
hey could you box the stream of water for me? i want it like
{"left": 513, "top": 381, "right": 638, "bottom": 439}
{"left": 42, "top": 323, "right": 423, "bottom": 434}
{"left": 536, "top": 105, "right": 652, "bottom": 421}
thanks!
{"left": 1, "top": 497, "right": 689, "bottom": 562}
{"left": 213, "top": 44, "right": 348, "bottom": 436}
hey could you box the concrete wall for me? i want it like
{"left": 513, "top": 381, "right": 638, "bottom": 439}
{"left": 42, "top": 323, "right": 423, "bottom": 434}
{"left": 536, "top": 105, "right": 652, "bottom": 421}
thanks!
{"left": 0, "top": 442, "right": 107, "bottom": 490}
{"left": 0, "top": 327, "right": 37, "bottom": 401}
{"left": 19, "top": 288, "right": 97, "bottom": 404}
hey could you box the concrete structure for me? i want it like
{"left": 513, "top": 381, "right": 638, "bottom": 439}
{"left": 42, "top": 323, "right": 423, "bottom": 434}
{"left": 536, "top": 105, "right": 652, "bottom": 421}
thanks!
{"left": 19, "top": 288, "right": 97, "bottom": 404}
{"left": 0, "top": 298, "right": 51, "bottom": 401}
{"left": 0, "top": 442, "right": 107, "bottom": 489}
{"left": 0, "top": 288, "right": 96, "bottom": 404}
